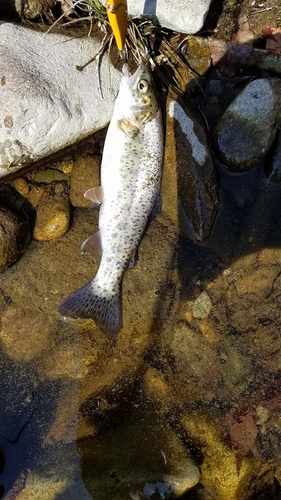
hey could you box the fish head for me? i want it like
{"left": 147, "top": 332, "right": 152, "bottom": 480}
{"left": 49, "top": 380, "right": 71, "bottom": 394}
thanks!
{"left": 116, "top": 63, "right": 159, "bottom": 133}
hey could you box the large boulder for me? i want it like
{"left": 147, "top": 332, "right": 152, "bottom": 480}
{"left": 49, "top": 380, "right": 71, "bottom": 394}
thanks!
{"left": 0, "top": 22, "right": 121, "bottom": 180}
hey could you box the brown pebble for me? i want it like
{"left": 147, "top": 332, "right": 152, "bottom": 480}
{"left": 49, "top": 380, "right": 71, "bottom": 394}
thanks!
{"left": 34, "top": 194, "right": 70, "bottom": 241}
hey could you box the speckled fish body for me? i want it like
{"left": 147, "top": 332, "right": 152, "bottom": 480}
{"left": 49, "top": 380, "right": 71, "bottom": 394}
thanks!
{"left": 58, "top": 63, "right": 164, "bottom": 335}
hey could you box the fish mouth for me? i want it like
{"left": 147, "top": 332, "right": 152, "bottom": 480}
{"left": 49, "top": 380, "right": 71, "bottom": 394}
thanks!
{"left": 122, "top": 63, "right": 149, "bottom": 82}
{"left": 122, "top": 63, "right": 131, "bottom": 78}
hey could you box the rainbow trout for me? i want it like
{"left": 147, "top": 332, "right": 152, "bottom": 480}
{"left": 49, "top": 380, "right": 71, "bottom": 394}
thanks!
{"left": 58, "top": 63, "right": 164, "bottom": 335}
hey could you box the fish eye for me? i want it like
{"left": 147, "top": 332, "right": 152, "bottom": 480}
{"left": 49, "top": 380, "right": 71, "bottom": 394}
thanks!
{"left": 138, "top": 79, "right": 149, "bottom": 94}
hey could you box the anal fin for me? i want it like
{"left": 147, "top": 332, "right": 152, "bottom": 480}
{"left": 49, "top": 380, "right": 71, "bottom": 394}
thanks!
{"left": 81, "top": 230, "right": 102, "bottom": 257}
{"left": 84, "top": 187, "right": 104, "bottom": 207}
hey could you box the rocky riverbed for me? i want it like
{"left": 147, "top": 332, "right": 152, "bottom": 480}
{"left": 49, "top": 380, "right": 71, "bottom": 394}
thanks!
{"left": 1, "top": 0, "right": 281, "bottom": 499}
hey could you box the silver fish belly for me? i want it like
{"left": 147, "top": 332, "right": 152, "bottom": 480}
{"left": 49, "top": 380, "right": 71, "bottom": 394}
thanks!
{"left": 58, "top": 63, "right": 164, "bottom": 335}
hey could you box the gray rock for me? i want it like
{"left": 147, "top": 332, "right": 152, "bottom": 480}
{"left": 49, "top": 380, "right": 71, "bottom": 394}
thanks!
{"left": 0, "top": 22, "right": 121, "bottom": 180}
{"left": 127, "top": 0, "right": 212, "bottom": 34}
{"left": 211, "top": 78, "right": 281, "bottom": 172}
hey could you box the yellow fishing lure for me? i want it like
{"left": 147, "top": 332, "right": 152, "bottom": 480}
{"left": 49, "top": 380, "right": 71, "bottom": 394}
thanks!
{"left": 105, "top": 0, "right": 128, "bottom": 50}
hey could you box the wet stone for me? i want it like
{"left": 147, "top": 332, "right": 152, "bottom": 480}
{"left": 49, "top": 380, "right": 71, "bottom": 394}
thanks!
{"left": 13, "top": 178, "right": 47, "bottom": 209}
{"left": 70, "top": 155, "right": 100, "bottom": 208}
{"left": 0, "top": 185, "right": 33, "bottom": 272}
{"left": 192, "top": 291, "right": 212, "bottom": 319}
{"left": 0, "top": 449, "right": 4, "bottom": 475}
{"left": 168, "top": 321, "right": 222, "bottom": 390}
{"left": 44, "top": 383, "right": 97, "bottom": 446}
{"left": 184, "top": 36, "right": 211, "bottom": 79}
{"left": 78, "top": 406, "right": 200, "bottom": 499}
{"left": 13, "top": 178, "right": 30, "bottom": 197}
{"left": 12, "top": 473, "right": 68, "bottom": 500}
{"left": 33, "top": 192, "right": 70, "bottom": 241}
{"left": 181, "top": 410, "right": 261, "bottom": 500}
{"left": 56, "top": 158, "right": 73, "bottom": 174}
{"left": 246, "top": 49, "right": 281, "bottom": 78}
{"left": 162, "top": 94, "right": 219, "bottom": 241}
{"left": 33, "top": 168, "right": 69, "bottom": 184}
{"left": 211, "top": 78, "right": 281, "bottom": 171}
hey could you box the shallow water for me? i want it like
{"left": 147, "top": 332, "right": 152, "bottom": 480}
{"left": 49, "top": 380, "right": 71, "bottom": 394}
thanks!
{"left": 1, "top": 73, "right": 281, "bottom": 500}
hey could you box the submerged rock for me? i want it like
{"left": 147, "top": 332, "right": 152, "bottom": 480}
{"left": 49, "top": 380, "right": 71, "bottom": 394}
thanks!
{"left": 33, "top": 192, "right": 70, "bottom": 241}
{"left": 78, "top": 406, "right": 200, "bottom": 499}
{"left": 33, "top": 168, "right": 69, "bottom": 184}
{"left": 162, "top": 95, "right": 219, "bottom": 241}
{"left": 181, "top": 410, "right": 260, "bottom": 500}
{"left": 0, "top": 185, "right": 33, "bottom": 272}
{"left": 211, "top": 78, "right": 281, "bottom": 171}
{"left": 0, "top": 22, "right": 121, "bottom": 180}
{"left": 246, "top": 48, "right": 281, "bottom": 77}
{"left": 192, "top": 290, "right": 212, "bottom": 319}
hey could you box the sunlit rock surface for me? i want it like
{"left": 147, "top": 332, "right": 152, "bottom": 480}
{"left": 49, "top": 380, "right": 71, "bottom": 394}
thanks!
{"left": 0, "top": 22, "right": 120, "bottom": 180}
{"left": 127, "top": 0, "right": 212, "bottom": 34}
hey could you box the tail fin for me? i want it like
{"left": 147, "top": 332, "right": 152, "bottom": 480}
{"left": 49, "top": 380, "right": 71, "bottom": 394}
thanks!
{"left": 58, "top": 282, "right": 121, "bottom": 336}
